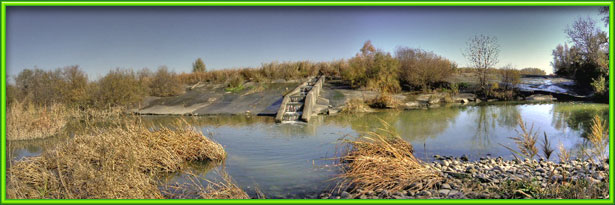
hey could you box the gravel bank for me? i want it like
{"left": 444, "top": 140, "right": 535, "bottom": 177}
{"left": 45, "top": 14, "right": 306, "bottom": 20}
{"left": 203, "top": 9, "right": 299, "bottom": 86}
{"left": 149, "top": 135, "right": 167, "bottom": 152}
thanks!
{"left": 322, "top": 156, "right": 609, "bottom": 199}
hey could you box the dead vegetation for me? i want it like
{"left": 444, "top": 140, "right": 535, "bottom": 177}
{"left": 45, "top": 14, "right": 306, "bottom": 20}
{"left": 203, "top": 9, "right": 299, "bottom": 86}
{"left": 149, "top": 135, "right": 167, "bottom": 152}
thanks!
{"left": 335, "top": 120, "right": 441, "bottom": 194}
{"left": 502, "top": 115, "right": 608, "bottom": 163}
{"left": 6, "top": 101, "right": 72, "bottom": 141}
{"left": 162, "top": 169, "right": 251, "bottom": 199}
{"left": 6, "top": 118, "right": 230, "bottom": 199}
{"left": 340, "top": 98, "right": 372, "bottom": 113}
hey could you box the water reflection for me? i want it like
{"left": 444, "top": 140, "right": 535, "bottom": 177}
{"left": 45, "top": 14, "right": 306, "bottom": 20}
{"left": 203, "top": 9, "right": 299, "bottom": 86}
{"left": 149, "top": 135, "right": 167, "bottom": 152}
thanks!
{"left": 551, "top": 103, "right": 609, "bottom": 138}
{"left": 7, "top": 102, "right": 608, "bottom": 199}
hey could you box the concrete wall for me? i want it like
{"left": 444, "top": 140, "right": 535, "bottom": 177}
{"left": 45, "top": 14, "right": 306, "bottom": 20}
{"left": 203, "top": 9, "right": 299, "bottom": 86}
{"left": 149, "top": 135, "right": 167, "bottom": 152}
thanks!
{"left": 301, "top": 76, "right": 325, "bottom": 122}
{"left": 275, "top": 81, "right": 308, "bottom": 122}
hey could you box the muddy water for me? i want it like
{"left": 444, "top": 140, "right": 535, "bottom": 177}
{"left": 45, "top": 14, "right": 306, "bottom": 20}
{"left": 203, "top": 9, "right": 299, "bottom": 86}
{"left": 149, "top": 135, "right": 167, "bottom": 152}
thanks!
{"left": 7, "top": 102, "right": 609, "bottom": 198}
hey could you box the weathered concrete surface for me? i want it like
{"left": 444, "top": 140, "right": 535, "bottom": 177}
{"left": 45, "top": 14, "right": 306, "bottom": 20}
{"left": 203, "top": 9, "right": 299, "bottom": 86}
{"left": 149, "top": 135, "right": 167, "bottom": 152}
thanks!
{"left": 275, "top": 81, "right": 308, "bottom": 122}
{"left": 136, "top": 82, "right": 299, "bottom": 115}
{"left": 301, "top": 76, "right": 325, "bottom": 122}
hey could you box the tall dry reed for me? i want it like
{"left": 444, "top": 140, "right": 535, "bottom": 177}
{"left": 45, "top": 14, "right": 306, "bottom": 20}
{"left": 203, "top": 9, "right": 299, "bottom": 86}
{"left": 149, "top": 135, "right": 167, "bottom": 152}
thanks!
{"left": 6, "top": 101, "right": 72, "bottom": 141}
{"left": 335, "top": 119, "right": 441, "bottom": 193}
{"left": 7, "top": 119, "right": 226, "bottom": 199}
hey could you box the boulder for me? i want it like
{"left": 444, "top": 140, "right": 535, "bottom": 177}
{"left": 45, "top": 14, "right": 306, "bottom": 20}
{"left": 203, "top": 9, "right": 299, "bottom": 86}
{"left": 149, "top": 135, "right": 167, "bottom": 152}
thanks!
{"left": 526, "top": 94, "right": 556, "bottom": 101}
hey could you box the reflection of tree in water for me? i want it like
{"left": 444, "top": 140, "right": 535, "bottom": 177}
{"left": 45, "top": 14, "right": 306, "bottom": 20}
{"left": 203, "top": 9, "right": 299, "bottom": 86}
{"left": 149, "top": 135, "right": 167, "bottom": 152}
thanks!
{"left": 551, "top": 103, "right": 608, "bottom": 138}
{"left": 470, "top": 104, "right": 521, "bottom": 152}
{"left": 324, "top": 108, "right": 461, "bottom": 143}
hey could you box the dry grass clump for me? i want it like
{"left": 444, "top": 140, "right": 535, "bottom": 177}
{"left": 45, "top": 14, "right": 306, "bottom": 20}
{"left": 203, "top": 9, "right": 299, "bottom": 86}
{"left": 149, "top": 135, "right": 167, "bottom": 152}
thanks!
{"left": 6, "top": 101, "right": 72, "bottom": 141}
{"left": 368, "top": 94, "right": 401, "bottom": 109}
{"left": 198, "top": 173, "right": 250, "bottom": 199}
{"left": 501, "top": 117, "right": 539, "bottom": 160}
{"left": 162, "top": 169, "right": 251, "bottom": 199}
{"left": 335, "top": 120, "right": 441, "bottom": 193}
{"left": 7, "top": 119, "right": 226, "bottom": 199}
{"left": 340, "top": 98, "right": 372, "bottom": 113}
{"left": 587, "top": 115, "right": 608, "bottom": 163}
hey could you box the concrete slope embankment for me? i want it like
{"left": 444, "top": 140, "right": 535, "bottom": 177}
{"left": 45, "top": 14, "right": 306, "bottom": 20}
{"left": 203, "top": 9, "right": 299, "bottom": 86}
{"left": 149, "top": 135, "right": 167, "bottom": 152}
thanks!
{"left": 136, "top": 82, "right": 299, "bottom": 115}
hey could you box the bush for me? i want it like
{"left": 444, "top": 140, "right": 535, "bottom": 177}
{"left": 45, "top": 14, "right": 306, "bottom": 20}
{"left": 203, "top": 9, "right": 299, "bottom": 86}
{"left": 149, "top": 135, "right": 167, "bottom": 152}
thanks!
{"left": 519, "top": 68, "right": 546, "bottom": 75}
{"left": 343, "top": 41, "right": 401, "bottom": 93}
{"left": 14, "top": 66, "right": 89, "bottom": 107}
{"left": 192, "top": 58, "right": 206, "bottom": 73}
{"left": 92, "top": 69, "right": 147, "bottom": 108}
{"left": 149, "top": 67, "right": 184, "bottom": 97}
{"left": 396, "top": 47, "right": 454, "bottom": 91}
{"left": 500, "top": 68, "right": 521, "bottom": 90}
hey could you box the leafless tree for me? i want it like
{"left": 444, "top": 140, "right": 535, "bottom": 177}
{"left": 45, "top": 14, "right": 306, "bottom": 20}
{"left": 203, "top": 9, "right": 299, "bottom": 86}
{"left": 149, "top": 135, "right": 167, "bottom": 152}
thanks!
{"left": 600, "top": 7, "right": 609, "bottom": 27}
{"left": 463, "top": 34, "right": 500, "bottom": 94}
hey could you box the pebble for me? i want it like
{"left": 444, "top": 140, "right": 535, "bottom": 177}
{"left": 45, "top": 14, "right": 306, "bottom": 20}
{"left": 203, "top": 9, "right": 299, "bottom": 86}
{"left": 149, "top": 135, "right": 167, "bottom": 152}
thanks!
{"left": 323, "top": 156, "right": 608, "bottom": 199}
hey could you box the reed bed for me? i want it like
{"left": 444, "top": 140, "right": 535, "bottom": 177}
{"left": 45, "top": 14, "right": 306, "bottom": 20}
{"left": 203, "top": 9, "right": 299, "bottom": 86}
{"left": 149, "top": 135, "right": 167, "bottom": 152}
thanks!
{"left": 7, "top": 119, "right": 227, "bottom": 199}
{"left": 335, "top": 120, "right": 441, "bottom": 194}
{"left": 161, "top": 169, "right": 251, "bottom": 199}
{"left": 6, "top": 101, "right": 73, "bottom": 141}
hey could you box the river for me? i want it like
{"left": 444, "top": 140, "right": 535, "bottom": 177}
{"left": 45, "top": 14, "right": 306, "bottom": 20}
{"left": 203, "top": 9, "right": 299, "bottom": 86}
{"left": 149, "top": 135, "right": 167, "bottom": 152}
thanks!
{"left": 6, "top": 102, "right": 608, "bottom": 199}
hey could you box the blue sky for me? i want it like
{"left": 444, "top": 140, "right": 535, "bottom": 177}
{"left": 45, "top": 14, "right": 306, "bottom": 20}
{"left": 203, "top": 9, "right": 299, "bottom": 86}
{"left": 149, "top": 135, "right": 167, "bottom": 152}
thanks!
{"left": 6, "top": 6, "right": 607, "bottom": 79}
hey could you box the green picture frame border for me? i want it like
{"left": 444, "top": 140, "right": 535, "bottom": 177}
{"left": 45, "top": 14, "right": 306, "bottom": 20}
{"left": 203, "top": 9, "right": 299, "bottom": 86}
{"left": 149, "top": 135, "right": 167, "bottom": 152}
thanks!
{"left": 0, "top": 1, "right": 613, "bottom": 204}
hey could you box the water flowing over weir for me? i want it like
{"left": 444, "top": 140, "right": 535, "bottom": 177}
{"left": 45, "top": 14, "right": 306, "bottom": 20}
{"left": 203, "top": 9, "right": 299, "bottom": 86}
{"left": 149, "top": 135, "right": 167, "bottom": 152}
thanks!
{"left": 276, "top": 76, "right": 327, "bottom": 123}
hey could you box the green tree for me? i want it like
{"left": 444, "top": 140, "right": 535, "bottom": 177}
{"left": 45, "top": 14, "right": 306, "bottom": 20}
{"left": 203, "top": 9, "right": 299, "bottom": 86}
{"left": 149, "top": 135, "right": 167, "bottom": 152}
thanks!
{"left": 553, "top": 16, "right": 609, "bottom": 99}
{"left": 192, "top": 58, "right": 206, "bottom": 73}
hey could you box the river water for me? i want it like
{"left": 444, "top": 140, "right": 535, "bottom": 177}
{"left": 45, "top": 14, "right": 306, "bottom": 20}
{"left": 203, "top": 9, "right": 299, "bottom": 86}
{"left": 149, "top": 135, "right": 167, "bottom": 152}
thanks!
{"left": 6, "top": 102, "right": 609, "bottom": 198}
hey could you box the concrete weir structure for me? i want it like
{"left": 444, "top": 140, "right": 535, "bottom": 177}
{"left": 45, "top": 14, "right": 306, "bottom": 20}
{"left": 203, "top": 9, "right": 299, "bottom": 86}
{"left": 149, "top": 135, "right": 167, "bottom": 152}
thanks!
{"left": 275, "top": 76, "right": 325, "bottom": 123}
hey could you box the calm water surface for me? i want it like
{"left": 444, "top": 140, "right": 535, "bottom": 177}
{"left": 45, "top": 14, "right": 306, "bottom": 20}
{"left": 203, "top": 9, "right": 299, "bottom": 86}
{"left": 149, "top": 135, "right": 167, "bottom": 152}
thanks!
{"left": 8, "top": 102, "right": 609, "bottom": 198}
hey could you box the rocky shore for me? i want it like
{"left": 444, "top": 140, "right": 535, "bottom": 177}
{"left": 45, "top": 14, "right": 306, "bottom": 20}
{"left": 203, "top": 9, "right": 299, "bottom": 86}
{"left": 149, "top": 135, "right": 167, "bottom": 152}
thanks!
{"left": 321, "top": 156, "right": 609, "bottom": 199}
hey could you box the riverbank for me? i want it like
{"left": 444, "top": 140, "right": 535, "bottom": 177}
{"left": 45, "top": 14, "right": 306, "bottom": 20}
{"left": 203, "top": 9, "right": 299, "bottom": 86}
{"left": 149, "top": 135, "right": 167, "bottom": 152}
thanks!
{"left": 321, "top": 156, "right": 609, "bottom": 199}
{"left": 133, "top": 75, "right": 586, "bottom": 116}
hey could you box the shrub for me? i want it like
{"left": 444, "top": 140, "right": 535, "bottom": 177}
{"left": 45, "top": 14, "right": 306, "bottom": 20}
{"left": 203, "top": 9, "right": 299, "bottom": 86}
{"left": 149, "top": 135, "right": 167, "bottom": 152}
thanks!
{"left": 396, "top": 47, "right": 454, "bottom": 91}
{"left": 343, "top": 41, "right": 401, "bottom": 93}
{"left": 14, "top": 66, "right": 88, "bottom": 107}
{"left": 520, "top": 68, "right": 546, "bottom": 75}
{"left": 500, "top": 67, "right": 521, "bottom": 90}
{"left": 368, "top": 94, "right": 401, "bottom": 109}
{"left": 92, "top": 69, "right": 147, "bottom": 108}
{"left": 149, "top": 67, "right": 184, "bottom": 97}
{"left": 192, "top": 58, "right": 206, "bottom": 73}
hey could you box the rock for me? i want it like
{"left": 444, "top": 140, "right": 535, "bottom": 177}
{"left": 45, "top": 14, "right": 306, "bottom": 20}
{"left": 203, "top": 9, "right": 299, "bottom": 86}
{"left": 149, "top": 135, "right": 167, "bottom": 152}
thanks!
{"left": 526, "top": 94, "right": 556, "bottom": 101}
{"left": 441, "top": 183, "right": 452, "bottom": 189}
{"left": 428, "top": 98, "right": 441, "bottom": 104}
{"left": 434, "top": 155, "right": 444, "bottom": 160}
{"left": 460, "top": 154, "right": 469, "bottom": 162}
{"left": 438, "top": 189, "right": 451, "bottom": 196}
{"left": 404, "top": 101, "right": 420, "bottom": 108}
{"left": 341, "top": 191, "right": 351, "bottom": 199}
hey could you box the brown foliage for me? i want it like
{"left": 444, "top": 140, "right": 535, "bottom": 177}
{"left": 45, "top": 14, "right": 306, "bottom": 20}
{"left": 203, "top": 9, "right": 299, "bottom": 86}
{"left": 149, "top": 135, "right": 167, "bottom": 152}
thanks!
{"left": 396, "top": 47, "right": 454, "bottom": 91}
{"left": 149, "top": 66, "right": 185, "bottom": 97}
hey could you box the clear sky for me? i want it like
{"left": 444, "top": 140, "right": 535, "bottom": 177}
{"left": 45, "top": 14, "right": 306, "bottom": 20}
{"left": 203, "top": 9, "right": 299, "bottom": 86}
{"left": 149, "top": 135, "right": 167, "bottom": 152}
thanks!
{"left": 6, "top": 6, "right": 607, "bottom": 79}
